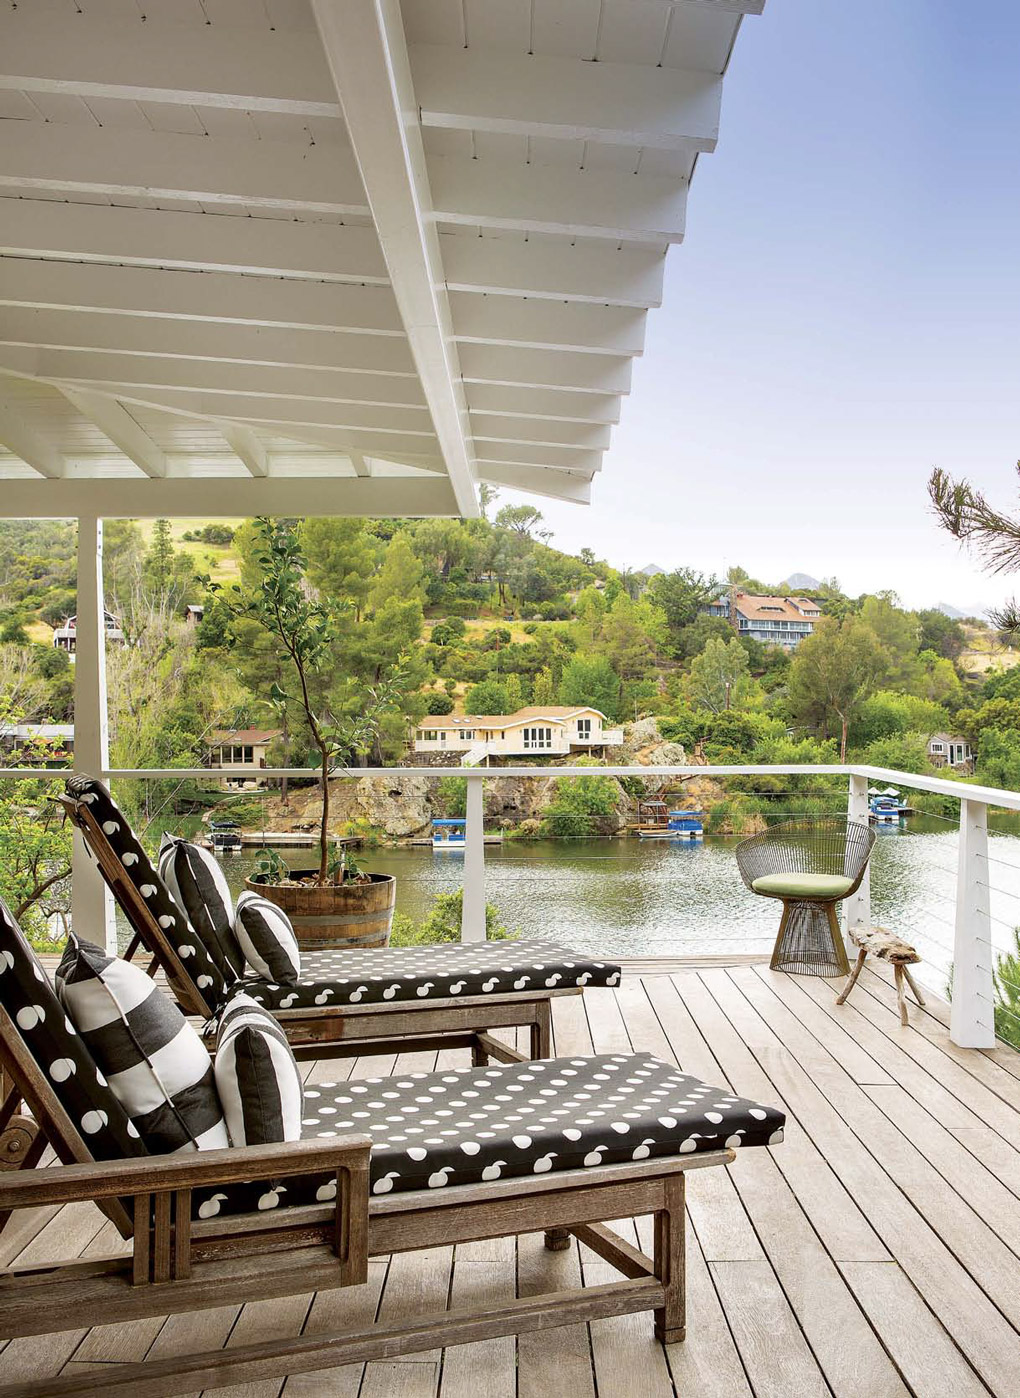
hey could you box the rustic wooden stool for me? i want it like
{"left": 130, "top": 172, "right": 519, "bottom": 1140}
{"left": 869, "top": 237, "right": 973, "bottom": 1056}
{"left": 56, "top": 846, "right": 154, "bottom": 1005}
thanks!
{"left": 836, "top": 927, "right": 925, "bottom": 1026}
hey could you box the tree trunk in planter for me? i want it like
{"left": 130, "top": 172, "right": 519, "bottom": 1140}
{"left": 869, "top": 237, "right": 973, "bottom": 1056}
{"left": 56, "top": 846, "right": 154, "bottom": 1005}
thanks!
{"left": 248, "top": 872, "right": 396, "bottom": 949}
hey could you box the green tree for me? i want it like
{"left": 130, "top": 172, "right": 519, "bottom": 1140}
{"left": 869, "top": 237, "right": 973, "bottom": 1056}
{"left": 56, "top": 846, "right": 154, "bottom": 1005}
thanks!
{"left": 541, "top": 769, "right": 620, "bottom": 837}
{"left": 141, "top": 519, "right": 195, "bottom": 611}
{"left": 301, "top": 517, "right": 378, "bottom": 620}
{"left": 688, "top": 637, "right": 753, "bottom": 714}
{"left": 464, "top": 678, "right": 510, "bottom": 715}
{"left": 859, "top": 593, "right": 921, "bottom": 689}
{"left": 917, "top": 608, "right": 967, "bottom": 661}
{"left": 532, "top": 666, "right": 555, "bottom": 706}
{"left": 601, "top": 593, "right": 659, "bottom": 679}
{"left": 648, "top": 568, "right": 719, "bottom": 643}
{"left": 788, "top": 615, "right": 884, "bottom": 761}
{"left": 558, "top": 653, "right": 620, "bottom": 720}
{"left": 494, "top": 504, "right": 549, "bottom": 540}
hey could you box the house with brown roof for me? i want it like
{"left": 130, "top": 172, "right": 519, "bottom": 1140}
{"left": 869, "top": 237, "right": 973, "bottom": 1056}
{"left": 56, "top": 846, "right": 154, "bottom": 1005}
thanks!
{"left": 203, "top": 728, "right": 282, "bottom": 789}
{"left": 415, "top": 706, "right": 623, "bottom": 766}
{"left": 703, "top": 589, "right": 821, "bottom": 650}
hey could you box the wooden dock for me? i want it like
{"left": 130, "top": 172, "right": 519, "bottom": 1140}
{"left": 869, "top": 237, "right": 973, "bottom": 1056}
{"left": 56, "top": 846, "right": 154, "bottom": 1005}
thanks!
{"left": 4, "top": 957, "right": 1020, "bottom": 1395}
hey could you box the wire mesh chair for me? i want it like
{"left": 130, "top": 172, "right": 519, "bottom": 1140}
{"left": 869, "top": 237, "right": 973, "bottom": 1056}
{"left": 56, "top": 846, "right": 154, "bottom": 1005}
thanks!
{"left": 735, "top": 818, "right": 876, "bottom": 976}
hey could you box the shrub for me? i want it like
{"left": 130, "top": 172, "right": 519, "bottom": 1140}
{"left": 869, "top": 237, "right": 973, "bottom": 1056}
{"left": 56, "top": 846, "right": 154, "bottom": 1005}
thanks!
{"left": 424, "top": 691, "right": 455, "bottom": 715}
{"left": 390, "top": 890, "right": 514, "bottom": 945}
{"left": 540, "top": 770, "right": 620, "bottom": 837}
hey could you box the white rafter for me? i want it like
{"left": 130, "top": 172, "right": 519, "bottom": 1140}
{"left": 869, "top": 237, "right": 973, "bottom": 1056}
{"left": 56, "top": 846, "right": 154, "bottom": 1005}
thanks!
{"left": 217, "top": 423, "right": 269, "bottom": 479}
{"left": 310, "top": 0, "right": 478, "bottom": 518}
{"left": 58, "top": 388, "right": 166, "bottom": 479}
{"left": 0, "top": 399, "right": 64, "bottom": 479}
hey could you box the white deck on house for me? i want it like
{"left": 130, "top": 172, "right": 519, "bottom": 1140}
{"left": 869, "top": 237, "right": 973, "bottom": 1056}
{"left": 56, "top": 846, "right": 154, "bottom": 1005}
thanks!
{"left": 3, "top": 957, "right": 1020, "bottom": 1396}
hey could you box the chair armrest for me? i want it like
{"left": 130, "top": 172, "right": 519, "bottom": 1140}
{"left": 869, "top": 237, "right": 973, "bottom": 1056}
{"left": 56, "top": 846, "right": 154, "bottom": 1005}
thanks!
{"left": 0, "top": 1135, "right": 372, "bottom": 1212}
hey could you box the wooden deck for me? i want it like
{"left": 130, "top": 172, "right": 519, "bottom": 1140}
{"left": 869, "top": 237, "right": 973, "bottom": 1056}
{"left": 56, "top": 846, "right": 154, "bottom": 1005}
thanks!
{"left": 4, "top": 958, "right": 1020, "bottom": 1396}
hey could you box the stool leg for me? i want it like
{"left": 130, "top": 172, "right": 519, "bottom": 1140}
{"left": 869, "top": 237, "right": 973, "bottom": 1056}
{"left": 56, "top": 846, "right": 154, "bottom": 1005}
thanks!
{"left": 825, "top": 905, "right": 851, "bottom": 978}
{"left": 902, "top": 965, "right": 926, "bottom": 1008}
{"left": 769, "top": 903, "right": 791, "bottom": 972}
{"left": 894, "top": 966, "right": 909, "bottom": 1026}
{"left": 544, "top": 1228, "right": 572, "bottom": 1252}
{"left": 836, "top": 948, "right": 867, "bottom": 1006}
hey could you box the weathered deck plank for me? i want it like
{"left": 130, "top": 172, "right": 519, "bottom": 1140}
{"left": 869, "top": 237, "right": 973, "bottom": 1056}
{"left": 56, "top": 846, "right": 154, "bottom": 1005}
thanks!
{"left": 0, "top": 966, "right": 1018, "bottom": 1396}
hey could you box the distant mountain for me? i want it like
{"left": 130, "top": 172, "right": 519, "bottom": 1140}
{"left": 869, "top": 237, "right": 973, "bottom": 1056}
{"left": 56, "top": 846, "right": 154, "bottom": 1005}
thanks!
{"left": 937, "top": 601, "right": 992, "bottom": 622}
{"left": 637, "top": 563, "right": 664, "bottom": 577}
{"left": 781, "top": 572, "right": 820, "bottom": 591}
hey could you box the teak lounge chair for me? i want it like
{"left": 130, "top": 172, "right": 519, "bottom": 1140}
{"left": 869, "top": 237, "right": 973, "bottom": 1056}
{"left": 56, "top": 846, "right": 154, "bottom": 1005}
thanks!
{"left": 0, "top": 896, "right": 785, "bottom": 1397}
{"left": 59, "top": 776, "right": 621, "bottom": 1062}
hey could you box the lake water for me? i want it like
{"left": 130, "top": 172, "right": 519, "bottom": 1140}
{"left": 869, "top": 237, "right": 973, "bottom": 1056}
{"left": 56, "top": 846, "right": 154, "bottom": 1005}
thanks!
{"left": 204, "top": 817, "right": 1020, "bottom": 998}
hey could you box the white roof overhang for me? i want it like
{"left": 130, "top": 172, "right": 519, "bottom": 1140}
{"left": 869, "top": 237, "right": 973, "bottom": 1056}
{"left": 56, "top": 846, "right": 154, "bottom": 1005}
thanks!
{"left": 0, "top": 0, "right": 763, "bottom": 520}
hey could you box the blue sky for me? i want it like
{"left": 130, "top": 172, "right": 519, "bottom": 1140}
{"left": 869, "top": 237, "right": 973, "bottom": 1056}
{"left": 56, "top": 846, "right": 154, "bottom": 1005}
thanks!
{"left": 499, "top": 0, "right": 1020, "bottom": 612}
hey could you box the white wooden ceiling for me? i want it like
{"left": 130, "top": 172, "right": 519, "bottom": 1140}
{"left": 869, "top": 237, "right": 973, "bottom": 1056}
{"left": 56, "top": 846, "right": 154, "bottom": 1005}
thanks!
{"left": 0, "top": 0, "right": 763, "bottom": 519}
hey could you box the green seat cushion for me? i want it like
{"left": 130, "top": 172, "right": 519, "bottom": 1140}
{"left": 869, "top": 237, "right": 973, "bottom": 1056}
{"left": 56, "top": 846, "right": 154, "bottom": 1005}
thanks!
{"left": 751, "top": 872, "right": 855, "bottom": 900}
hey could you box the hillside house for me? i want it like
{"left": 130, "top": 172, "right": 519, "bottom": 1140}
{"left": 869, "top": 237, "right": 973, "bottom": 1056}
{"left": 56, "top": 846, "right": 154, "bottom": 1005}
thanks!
{"left": 415, "top": 706, "right": 623, "bottom": 765}
{"left": 0, "top": 724, "right": 75, "bottom": 765}
{"left": 703, "top": 590, "right": 821, "bottom": 649}
{"left": 928, "top": 733, "right": 974, "bottom": 772}
{"left": 52, "top": 612, "right": 125, "bottom": 655}
{"left": 203, "top": 728, "right": 282, "bottom": 789}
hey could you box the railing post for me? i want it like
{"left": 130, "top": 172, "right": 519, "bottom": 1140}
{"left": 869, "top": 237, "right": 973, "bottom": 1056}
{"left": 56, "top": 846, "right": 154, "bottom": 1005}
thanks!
{"left": 72, "top": 515, "right": 116, "bottom": 953}
{"left": 844, "top": 772, "right": 871, "bottom": 946}
{"left": 461, "top": 772, "right": 486, "bottom": 942}
{"left": 951, "top": 798, "right": 995, "bottom": 1049}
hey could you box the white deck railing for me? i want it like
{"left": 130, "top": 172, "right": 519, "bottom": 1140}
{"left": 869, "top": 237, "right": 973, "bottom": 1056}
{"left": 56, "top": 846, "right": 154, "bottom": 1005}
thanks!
{"left": 1, "top": 760, "right": 1016, "bottom": 1051}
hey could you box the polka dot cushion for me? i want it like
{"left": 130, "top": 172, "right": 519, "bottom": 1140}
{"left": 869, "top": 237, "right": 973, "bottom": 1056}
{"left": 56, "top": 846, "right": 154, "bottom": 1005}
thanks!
{"left": 65, "top": 777, "right": 228, "bottom": 1004}
{"left": 241, "top": 940, "right": 622, "bottom": 1010}
{"left": 0, "top": 897, "right": 148, "bottom": 1162}
{"left": 191, "top": 1053, "right": 784, "bottom": 1219}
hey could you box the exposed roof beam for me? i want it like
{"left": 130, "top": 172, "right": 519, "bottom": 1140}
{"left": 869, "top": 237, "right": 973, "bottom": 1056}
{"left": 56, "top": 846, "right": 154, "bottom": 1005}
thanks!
{"left": 218, "top": 423, "right": 268, "bottom": 479}
{"left": 475, "top": 464, "right": 592, "bottom": 504}
{"left": 0, "top": 474, "right": 460, "bottom": 520}
{"left": 58, "top": 388, "right": 166, "bottom": 478}
{"left": 449, "top": 294, "right": 647, "bottom": 357}
{"left": 0, "top": 308, "right": 418, "bottom": 378}
{"left": 0, "top": 400, "right": 64, "bottom": 479}
{"left": 349, "top": 452, "right": 372, "bottom": 478}
{"left": 440, "top": 234, "right": 665, "bottom": 308}
{"left": 465, "top": 384, "right": 621, "bottom": 425}
{"left": 458, "top": 344, "right": 633, "bottom": 395}
{"left": 0, "top": 11, "right": 339, "bottom": 116}
{"left": 431, "top": 156, "right": 687, "bottom": 244}
{"left": 0, "top": 259, "right": 403, "bottom": 337}
{"left": 412, "top": 44, "right": 721, "bottom": 153}
{"left": 0, "top": 345, "right": 426, "bottom": 410}
{"left": 0, "top": 125, "right": 370, "bottom": 219}
{"left": 476, "top": 443, "right": 604, "bottom": 472}
{"left": 680, "top": 1, "right": 764, "bottom": 13}
{"left": 469, "top": 416, "right": 611, "bottom": 451}
{"left": 311, "top": 0, "right": 478, "bottom": 518}
{"left": 0, "top": 200, "right": 383, "bottom": 285}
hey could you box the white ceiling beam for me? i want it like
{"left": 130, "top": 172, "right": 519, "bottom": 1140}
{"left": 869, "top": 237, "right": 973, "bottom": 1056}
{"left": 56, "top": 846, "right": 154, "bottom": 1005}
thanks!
{"left": 0, "top": 125, "right": 371, "bottom": 220}
{"left": 349, "top": 452, "right": 372, "bottom": 478}
{"left": 0, "top": 308, "right": 418, "bottom": 378}
{"left": 440, "top": 234, "right": 665, "bottom": 309}
{"left": 412, "top": 44, "right": 721, "bottom": 153}
{"left": 430, "top": 156, "right": 688, "bottom": 244}
{"left": 0, "top": 475, "right": 460, "bottom": 520}
{"left": 469, "top": 416, "right": 611, "bottom": 452}
{"left": 475, "top": 443, "right": 604, "bottom": 472}
{"left": 311, "top": 0, "right": 478, "bottom": 519}
{"left": 449, "top": 294, "right": 647, "bottom": 357}
{"left": 458, "top": 344, "right": 633, "bottom": 395}
{"left": 58, "top": 388, "right": 166, "bottom": 478}
{"left": 465, "top": 384, "right": 621, "bottom": 425}
{"left": 218, "top": 423, "right": 268, "bottom": 479}
{"left": 0, "top": 400, "right": 64, "bottom": 479}
{"left": 678, "top": 1, "right": 764, "bottom": 13}
{"left": 0, "top": 11, "right": 339, "bottom": 116}
{"left": 0, "top": 259, "right": 403, "bottom": 337}
{"left": 0, "top": 199, "right": 382, "bottom": 284}
{"left": 0, "top": 345, "right": 426, "bottom": 410}
{"left": 475, "top": 464, "right": 592, "bottom": 504}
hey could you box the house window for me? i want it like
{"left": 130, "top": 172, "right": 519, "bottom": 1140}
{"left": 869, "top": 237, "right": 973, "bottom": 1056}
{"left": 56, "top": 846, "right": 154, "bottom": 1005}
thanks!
{"left": 243, "top": 746, "right": 254, "bottom": 763}
{"left": 421, "top": 730, "right": 438, "bottom": 743}
{"left": 461, "top": 730, "right": 475, "bottom": 741}
{"left": 576, "top": 718, "right": 592, "bottom": 739}
{"left": 523, "top": 726, "right": 553, "bottom": 750}
{"left": 930, "top": 742, "right": 944, "bottom": 753}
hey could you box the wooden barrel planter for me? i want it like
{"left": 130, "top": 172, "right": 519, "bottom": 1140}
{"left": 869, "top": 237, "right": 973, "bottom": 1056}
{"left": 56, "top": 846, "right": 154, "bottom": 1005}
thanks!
{"left": 247, "top": 872, "right": 396, "bottom": 950}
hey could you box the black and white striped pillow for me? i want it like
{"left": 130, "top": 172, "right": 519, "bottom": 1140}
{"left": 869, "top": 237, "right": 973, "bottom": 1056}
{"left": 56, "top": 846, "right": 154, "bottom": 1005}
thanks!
{"left": 55, "top": 936, "right": 229, "bottom": 1154}
{"left": 214, "top": 992, "right": 303, "bottom": 1146}
{"left": 158, "top": 836, "right": 244, "bottom": 985}
{"left": 233, "top": 891, "right": 301, "bottom": 985}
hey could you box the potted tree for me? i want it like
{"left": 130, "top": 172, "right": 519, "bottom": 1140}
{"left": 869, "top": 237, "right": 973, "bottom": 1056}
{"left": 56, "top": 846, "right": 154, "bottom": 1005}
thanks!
{"left": 216, "top": 518, "right": 405, "bottom": 949}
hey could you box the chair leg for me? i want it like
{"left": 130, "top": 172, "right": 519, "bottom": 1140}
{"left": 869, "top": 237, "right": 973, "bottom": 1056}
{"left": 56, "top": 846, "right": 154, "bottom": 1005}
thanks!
{"left": 836, "top": 949, "right": 867, "bottom": 1005}
{"left": 544, "top": 1227, "right": 572, "bottom": 1251}
{"left": 769, "top": 903, "right": 792, "bottom": 972}
{"left": 530, "top": 1001, "right": 552, "bottom": 1060}
{"left": 824, "top": 905, "right": 851, "bottom": 978}
{"left": 653, "top": 1174, "right": 686, "bottom": 1345}
{"left": 902, "top": 965, "right": 926, "bottom": 1007}
{"left": 470, "top": 1036, "right": 487, "bottom": 1067}
{"left": 894, "top": 966, "right": 910, "bottom": 1026}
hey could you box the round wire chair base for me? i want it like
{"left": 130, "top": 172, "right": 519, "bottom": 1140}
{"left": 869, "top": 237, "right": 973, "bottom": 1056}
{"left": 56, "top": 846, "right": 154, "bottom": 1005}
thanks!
{"left": 770, "top": 901, "right": 850, "bottom": 978}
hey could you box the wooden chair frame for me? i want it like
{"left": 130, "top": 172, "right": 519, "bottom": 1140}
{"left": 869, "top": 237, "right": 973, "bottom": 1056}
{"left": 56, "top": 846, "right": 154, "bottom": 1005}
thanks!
{"left": 59, "top": 793, "right": 566, "bottom": 1064}
{"left": 0, "top": 997, "right": 731, "bottom": 1398}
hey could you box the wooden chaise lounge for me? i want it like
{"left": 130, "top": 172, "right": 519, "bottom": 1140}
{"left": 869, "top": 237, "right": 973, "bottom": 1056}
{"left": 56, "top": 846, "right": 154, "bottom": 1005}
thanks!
{"left": 0, "top": 897, "right": 785, "bottom": 1397}
{"left": 60, "top": 776, "right": 621, "bottom": 1062}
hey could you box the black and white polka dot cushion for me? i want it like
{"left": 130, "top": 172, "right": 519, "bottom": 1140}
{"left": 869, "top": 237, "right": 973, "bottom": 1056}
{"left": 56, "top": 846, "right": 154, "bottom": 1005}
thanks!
{"left": 65, "top": 777, "right": 228, "bottom": 1004}
{"left": 241, "top": 940, "right": 621, "bottom": 1011}
{"left": 0, "top": 898, "right": 148, "bottom": 1162}
{"left": 191, "top": 1053, "right": 784, "bottom": 1218}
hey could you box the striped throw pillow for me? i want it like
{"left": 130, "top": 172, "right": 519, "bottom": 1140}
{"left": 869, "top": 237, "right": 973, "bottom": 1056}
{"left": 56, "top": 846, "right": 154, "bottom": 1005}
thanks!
{"left": 214, "top": 993, "right": 303, "bottom": 1147}
{"left": 158, "top": 836, "right": 244, "bottom": 985}
{"left": 55, "top": 936, "right": 228, "bottom": 1154}
{"left": 233, "top": 891, "right": 301, "bottom": 985}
